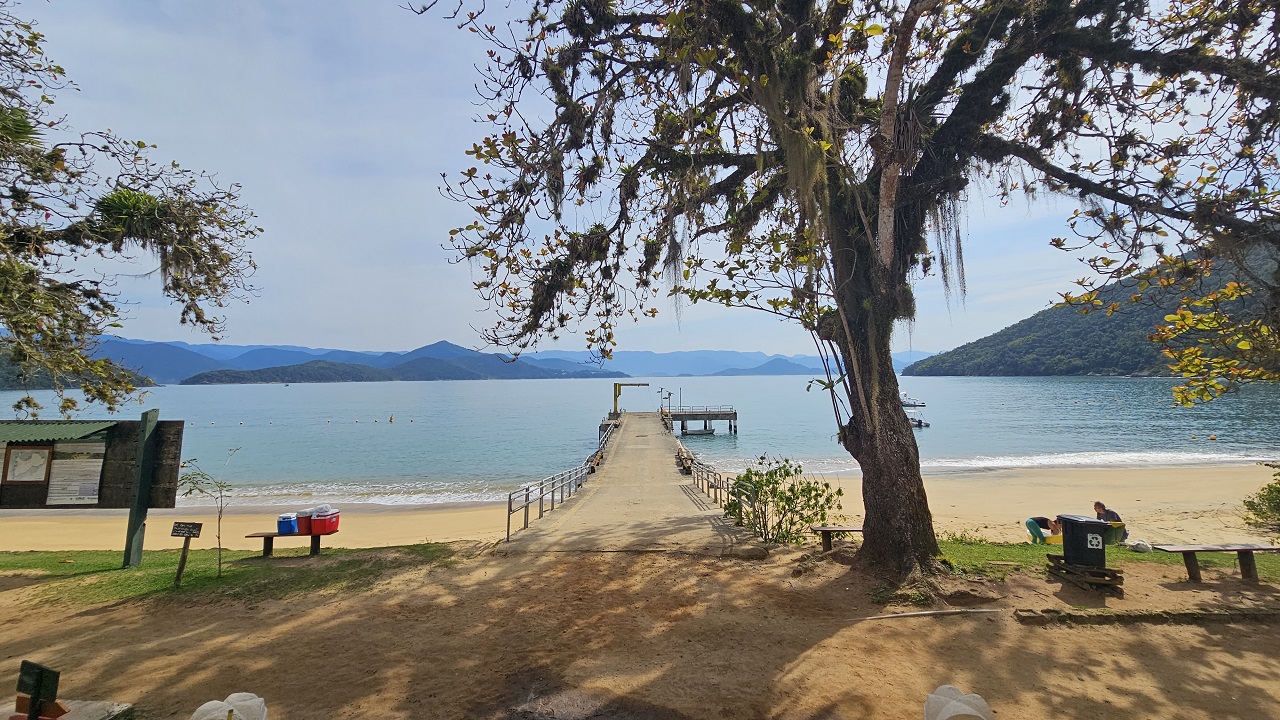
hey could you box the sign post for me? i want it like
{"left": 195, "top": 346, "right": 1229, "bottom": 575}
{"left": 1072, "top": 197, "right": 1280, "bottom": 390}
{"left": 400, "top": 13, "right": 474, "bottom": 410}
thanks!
{"left": 122, "top": 409, "right": 160, "bottom": 568}
{"left": 171, "top": 522, "right": 202, "bottom": 588}
{"left": 17, "top": 660, "right": 59, "bottom": 720}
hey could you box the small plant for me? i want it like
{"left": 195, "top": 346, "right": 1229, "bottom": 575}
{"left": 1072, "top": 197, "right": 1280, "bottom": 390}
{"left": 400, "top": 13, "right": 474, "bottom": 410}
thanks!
{"left": 725, "top": 456, "right": 843, "bottom": 544}
{"left": 1243, "top": 462, "right": 1280, "bottom": 537}
{"left": 179, "top": 448, "right": 240, "bottom": 578}
{"left": 938, "top": 528, "right": 991, "bottom": 544}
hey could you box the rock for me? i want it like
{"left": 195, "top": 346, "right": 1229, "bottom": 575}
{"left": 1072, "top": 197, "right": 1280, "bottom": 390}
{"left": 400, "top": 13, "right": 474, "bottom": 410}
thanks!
{"left": 723, "top": 546, "right": 769, "bottom": 560}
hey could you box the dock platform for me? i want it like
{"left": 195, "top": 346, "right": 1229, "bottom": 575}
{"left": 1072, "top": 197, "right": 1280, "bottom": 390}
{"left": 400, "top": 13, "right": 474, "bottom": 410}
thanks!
{"left": 664, "top": 405, "right": 737, "bottom": 435}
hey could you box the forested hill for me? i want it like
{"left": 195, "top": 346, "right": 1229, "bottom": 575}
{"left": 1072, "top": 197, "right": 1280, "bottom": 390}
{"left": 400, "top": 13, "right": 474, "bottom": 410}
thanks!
{"left": 902, "top": 293, "right": 1174, "bottom": 377}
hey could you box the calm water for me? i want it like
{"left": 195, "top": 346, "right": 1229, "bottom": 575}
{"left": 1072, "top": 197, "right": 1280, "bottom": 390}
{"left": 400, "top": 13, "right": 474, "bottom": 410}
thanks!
{"left": 4, "top": 376, "right": 1276, "bottom": 505}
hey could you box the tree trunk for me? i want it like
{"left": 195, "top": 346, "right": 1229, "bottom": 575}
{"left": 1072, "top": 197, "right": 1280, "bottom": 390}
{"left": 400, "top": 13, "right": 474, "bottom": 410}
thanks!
{"left": 843, "top": 342, "right": 939, "bottom": 574}
{"left": 826, "top": 189, "right": 941, "bottom": 576}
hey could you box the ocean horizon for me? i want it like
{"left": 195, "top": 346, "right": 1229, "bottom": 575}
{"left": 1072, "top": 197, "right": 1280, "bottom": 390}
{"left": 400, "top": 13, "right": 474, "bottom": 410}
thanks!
{"left": 3, "top": 375, "right": 1275, "bottom": 507}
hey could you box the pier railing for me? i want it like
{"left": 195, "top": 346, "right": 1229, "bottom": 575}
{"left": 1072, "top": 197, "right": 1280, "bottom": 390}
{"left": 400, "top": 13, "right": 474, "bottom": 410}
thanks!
{"left": 679, "top": 441, "right": 750, "bottom": 509}
{"left": 505, "top": 419, "right": 618, "bottom": 542}
{"left": 670, "top": 405, "right": 735, "bottom": 413}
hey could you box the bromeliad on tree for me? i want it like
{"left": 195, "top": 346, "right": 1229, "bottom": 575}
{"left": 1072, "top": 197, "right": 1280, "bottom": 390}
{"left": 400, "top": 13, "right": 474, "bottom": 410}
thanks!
{"left": 423, "top": 0, "right": 1280, "bottom": 575}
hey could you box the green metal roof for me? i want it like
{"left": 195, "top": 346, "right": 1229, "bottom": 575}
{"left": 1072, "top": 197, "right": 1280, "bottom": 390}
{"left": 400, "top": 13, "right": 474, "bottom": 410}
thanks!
{"left": 0, "top": 421, "right": 117, "bottom": 444}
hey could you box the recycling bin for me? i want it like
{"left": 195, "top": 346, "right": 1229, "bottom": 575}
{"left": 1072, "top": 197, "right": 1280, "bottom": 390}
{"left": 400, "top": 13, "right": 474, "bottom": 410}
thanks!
{"left": 1057, "top": 514, "right": 1109, "bottom": 567}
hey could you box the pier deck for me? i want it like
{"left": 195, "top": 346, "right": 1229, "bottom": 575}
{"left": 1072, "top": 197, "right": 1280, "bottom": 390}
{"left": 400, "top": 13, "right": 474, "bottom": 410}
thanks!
{"left": 507, "top": 412, "right": 753, "bottom": 555}
{"left": 665, "top": 405, "right": 738, "bottom": 435}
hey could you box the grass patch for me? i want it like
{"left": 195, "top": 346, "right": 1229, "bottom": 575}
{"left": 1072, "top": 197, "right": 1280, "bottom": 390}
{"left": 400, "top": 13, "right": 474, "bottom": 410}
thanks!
{"left": 0, "top": 543, "right": 455, "bottom": 605}
{"left": 938, "top": 539, "right": 1280, "bottom": 582}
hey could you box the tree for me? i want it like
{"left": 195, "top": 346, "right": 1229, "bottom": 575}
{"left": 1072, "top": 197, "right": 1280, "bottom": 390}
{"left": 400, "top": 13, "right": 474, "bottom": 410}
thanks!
{"left": 0, "top": 3, "right": 258, "bottom": 416}
{"left": 179, "top": 449, "right": 240, "bottom": 578}
{"left": 428, "top": 0, "right": 1280, "bottom": 575}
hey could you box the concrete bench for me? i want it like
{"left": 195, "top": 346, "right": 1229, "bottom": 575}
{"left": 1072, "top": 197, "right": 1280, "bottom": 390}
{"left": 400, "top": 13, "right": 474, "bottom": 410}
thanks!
{"left": 245, "top": 531, "right": 337, "bottom": 558}
{"left": 811, "top": 525, "right": 863, "bottom": 553}
{"left": 1153, "top": 543, "right": 1280, "bottom": 582}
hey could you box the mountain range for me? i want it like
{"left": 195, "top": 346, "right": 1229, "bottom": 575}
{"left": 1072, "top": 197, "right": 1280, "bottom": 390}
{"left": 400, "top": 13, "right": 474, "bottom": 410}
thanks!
{"left": 80, "top": 339, "right": 935, "bottom": 386}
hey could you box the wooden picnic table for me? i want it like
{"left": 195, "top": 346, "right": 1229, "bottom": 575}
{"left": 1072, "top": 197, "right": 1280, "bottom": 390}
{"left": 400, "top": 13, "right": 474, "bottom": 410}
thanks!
{"left": 1153, "top": 543, "right": 1280, "bottom": 582}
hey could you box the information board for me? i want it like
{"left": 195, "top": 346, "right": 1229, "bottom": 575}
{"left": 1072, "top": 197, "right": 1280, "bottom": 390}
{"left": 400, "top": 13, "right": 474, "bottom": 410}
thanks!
{"left": 46, "top": 442, "right": 105, "bottom": 505}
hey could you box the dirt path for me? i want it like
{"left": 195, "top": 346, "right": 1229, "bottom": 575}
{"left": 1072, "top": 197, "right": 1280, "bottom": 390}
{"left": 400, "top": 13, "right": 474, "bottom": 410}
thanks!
{"left": 3, "top": 544, "right": 1280, "bottom": 719}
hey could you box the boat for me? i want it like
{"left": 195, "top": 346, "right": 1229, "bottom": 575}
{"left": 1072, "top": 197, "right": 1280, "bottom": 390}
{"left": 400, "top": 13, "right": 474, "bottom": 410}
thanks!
{"left": 905, "top": 409, "right": 930, "bottom": 428}
{"left": 900, "top": 392, "right": 925, "bottom": 407}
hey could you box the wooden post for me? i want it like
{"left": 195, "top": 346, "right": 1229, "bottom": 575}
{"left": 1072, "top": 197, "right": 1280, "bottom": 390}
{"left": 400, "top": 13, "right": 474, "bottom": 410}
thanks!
{"left": 123, "top": 409, "right": 160, "bottom": 568}
{"left": 1239, "top": 550, "right": 1258, "bottom": 581}
{"left": 174, "top": 536, "right": 192, "bottom": 588}
{"left": 1181, "top": 552, "right": 1202, "bottom": 583}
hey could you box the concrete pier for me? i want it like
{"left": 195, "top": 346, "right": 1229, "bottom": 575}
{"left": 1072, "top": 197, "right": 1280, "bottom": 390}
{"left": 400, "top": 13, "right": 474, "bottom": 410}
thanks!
{"left": 665, "top": 405, "right": 737, "bottom": 435}
{"left": 507, "top": 412, "right": 753, "bottom": 555}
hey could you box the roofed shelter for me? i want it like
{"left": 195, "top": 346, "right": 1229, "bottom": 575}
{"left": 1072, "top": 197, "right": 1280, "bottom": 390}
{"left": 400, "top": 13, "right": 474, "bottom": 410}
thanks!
{"left": 0, "top": 417, "right": 183, "bottom": 509}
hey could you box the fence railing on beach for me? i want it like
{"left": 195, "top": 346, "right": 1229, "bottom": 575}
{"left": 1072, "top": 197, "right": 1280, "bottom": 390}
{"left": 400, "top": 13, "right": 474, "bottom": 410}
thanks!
{"left": 505, "top": 420, "right": 618, "bottom": 542}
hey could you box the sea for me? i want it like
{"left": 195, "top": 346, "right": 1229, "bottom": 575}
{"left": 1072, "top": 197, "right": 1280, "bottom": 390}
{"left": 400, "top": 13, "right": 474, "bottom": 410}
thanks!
{"left": 3, "top": 376, "right": 1276, "bottom": 507}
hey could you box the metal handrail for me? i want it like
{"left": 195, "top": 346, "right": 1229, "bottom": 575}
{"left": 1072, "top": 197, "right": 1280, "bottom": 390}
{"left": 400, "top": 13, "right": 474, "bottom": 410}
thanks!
{"left": 670, "top": 405, "right": 735, "bottom": 413}
{"left": 505, "top": 465, "right": 589, "bottom": 542}
{"left": 505, "top": 419, "right": 619, "bottom": 542}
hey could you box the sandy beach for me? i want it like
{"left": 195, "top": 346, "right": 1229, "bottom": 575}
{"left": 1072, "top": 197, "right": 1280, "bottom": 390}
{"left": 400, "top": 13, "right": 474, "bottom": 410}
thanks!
{"left": 2, "top": 463, "right": 1274, "bottom": 551}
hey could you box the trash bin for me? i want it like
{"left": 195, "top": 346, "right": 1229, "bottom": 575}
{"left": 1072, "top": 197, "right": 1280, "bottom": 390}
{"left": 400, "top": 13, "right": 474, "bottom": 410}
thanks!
{"left": 1057, "top": 514, "right": 1108, "bottom": 567}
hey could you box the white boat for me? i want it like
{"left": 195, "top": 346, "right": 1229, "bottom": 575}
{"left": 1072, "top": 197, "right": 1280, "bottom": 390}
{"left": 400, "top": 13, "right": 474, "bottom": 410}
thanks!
{"left": 900, "top": 392, "right": 926, "bottom": 407}
{"left": 905, "top": 409, "right": 930, "bottom": 428}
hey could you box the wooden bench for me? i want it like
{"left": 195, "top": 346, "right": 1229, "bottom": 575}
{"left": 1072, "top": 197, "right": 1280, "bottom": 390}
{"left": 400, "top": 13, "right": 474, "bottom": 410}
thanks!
{"left": 811, "top": 525, "right": 863, "bottom": 553}
{"left": 1153, "top": 543, "right": 1280, "bottom": 582}
{"left": 245, "top": 531, "right": 337, "bottom": 558}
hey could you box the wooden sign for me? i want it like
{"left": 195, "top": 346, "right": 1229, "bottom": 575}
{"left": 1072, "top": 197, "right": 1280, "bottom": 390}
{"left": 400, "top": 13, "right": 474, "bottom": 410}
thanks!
{"left": 171, "top": 522, "right": 202, "bottom": 538}
{"left": 18, "top": 660, "right": 61, "bottom": 719}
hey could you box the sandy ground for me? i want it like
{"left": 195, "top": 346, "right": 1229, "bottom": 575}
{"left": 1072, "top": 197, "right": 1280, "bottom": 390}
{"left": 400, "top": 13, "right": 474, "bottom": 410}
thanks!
{"left": 2, "top": 462, "right": 1280, "bottom": 718}
{"left": 2, "top": 463, "right": 1274, "bottom": 551}
{"left": 2, "top": 542, "right": 1280, "bottom": 719}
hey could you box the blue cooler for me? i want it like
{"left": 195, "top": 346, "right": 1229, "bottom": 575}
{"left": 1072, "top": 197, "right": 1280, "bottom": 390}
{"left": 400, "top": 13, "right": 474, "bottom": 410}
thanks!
{"left": 277, "top": 512, "right": 299, "bottom": 535}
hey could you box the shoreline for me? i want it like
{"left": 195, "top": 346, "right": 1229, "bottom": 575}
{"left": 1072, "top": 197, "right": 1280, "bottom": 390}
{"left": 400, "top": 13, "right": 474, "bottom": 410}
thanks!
{"left": 0, "top": 463, "right": 1274, "bottom": 551}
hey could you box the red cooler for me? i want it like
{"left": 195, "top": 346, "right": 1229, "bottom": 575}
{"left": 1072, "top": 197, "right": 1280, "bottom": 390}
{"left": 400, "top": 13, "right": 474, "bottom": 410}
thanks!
{"left": 312, "top": 509, "right": 340, "bottom": 534}
{"left": 296, "top": 511, "right": 313, "bottom": 535}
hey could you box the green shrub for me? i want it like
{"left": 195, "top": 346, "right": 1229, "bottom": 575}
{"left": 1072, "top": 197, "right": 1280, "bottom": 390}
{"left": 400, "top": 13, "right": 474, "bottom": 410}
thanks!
{"left": 1243, "top": 462, "right": 1280, "bottom": 537}
{"left": 726, "top": 456, "right": 843, "bottom": 544}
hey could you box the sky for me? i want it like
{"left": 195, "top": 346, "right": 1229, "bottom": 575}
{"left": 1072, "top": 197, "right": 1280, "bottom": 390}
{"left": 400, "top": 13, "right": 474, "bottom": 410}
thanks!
{"left": 30, "top": 0, "right": 1090, "bottom": 356}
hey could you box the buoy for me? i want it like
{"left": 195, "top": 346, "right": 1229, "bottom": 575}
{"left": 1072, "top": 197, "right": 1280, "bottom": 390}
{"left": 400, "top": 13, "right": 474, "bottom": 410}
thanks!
{"left": 1209, "top": 434, "right": 1217, "bottom": 441}
{"left": 1191, "top": 435, "right": 1196, "bottom": 439}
